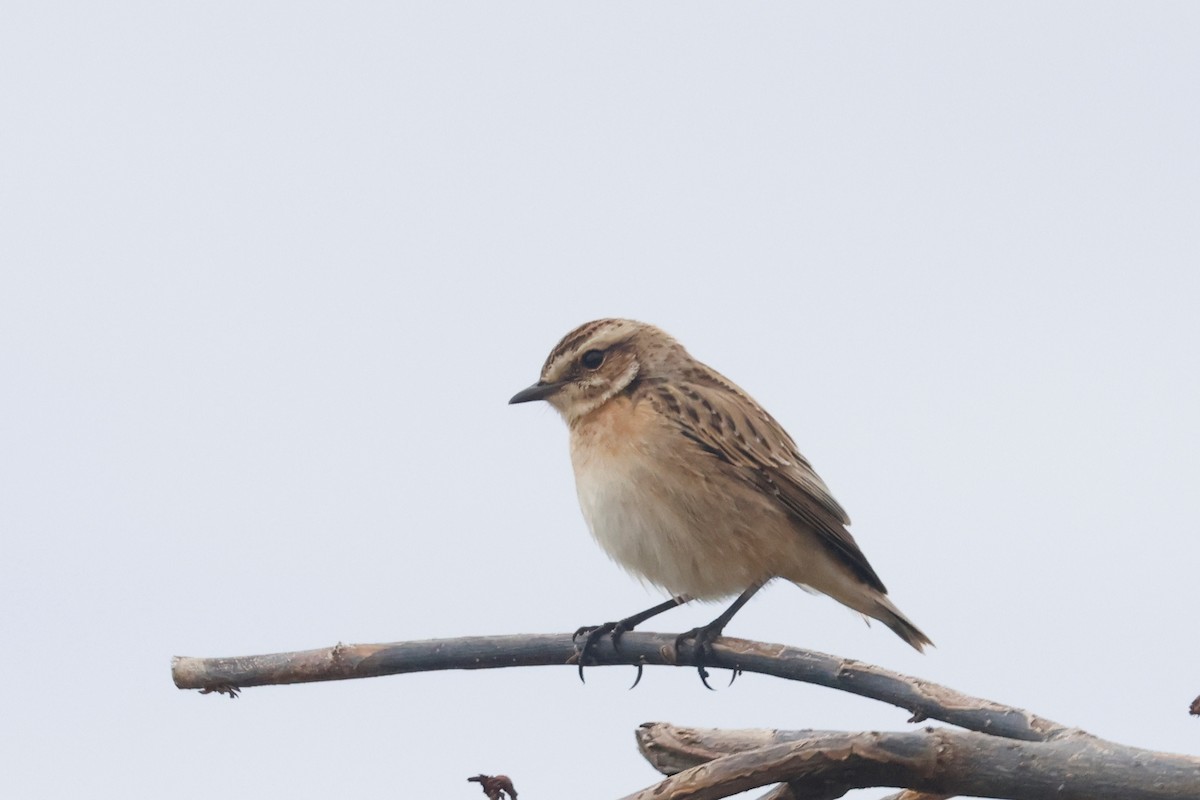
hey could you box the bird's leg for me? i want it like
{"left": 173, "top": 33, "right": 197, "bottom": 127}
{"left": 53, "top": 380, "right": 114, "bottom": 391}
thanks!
{"left": 574, "top": 595, "right": 691, "bottom": 683}
{"left": 675, "top": 581, "right": 765, "bottom": 689}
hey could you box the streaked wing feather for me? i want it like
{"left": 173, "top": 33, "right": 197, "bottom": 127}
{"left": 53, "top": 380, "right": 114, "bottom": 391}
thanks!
{"left": 645, "top": 375, "right": 887, "bottom": 594}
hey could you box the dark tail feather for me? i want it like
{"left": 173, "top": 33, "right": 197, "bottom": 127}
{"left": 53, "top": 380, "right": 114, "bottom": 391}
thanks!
{"left": 873, "top": 597, "right": 934, "bottom": 652}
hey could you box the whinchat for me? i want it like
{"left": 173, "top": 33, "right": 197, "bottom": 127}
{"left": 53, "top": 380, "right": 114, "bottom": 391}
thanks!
{"left": 510, "top": 319, "right": 931, "bottom": 670}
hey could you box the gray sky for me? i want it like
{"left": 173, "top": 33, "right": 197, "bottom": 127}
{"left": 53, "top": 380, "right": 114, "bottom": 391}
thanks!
{"left": 2, "top": 4, "right": 1198, "bottom": 799}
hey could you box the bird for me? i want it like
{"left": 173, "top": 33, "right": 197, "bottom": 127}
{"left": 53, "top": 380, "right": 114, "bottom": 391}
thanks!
{"left": 509, "top": 318, "right": 931, "bottom": 680}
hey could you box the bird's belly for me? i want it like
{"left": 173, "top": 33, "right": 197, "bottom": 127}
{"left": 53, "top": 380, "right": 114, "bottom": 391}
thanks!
{"left": 571, "top": 450, "right": 776, "bottom": 599}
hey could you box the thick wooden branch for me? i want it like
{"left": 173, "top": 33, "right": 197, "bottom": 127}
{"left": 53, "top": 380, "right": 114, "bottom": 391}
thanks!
{"left": 623, "top": 723, "right": 1200, "bottom": 800}
{"left": 752, "top": 787, "right": 944, "bottom": 800}
{"left": 644, "top": 725, "right": 953, "bottom": 800}
{"left": 172, "top": 632, "right": 1072, "bottom": 741}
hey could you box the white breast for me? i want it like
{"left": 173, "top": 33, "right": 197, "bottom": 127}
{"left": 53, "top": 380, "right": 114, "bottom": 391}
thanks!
{"left": 570, "top": 434, "right": 766, "bottom": 600}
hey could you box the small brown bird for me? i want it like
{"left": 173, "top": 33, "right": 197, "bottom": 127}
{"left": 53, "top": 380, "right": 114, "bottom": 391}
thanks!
{"left": 510, "top": 319, "right": 931, "bottom": 673}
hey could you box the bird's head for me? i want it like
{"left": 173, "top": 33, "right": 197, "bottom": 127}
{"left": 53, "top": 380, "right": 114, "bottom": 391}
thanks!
{"left": 509, "top": 318, "right": 686, "bottom": 424}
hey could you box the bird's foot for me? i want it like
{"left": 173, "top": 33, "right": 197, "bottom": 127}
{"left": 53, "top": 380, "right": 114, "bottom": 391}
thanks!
{"left": 572, "top": 620, "right": 640, "bottom": 685}
{"left": 674, "top": 622, "right": 730, "bottom": 690}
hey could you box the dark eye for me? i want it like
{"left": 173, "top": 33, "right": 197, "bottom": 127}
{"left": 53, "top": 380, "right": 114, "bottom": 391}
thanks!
{"left": 580, "top": 349, "right": 605, "bottom": 369}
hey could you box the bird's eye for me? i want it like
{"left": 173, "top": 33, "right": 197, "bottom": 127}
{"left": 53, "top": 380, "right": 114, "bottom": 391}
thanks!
{"left": 581, "top": 349, "right": 605, "bottom": 369}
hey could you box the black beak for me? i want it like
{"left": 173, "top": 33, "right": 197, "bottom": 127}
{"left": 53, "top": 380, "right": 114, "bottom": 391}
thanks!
{"left": 509, "top": 381, "right": 562, "bottom": 404}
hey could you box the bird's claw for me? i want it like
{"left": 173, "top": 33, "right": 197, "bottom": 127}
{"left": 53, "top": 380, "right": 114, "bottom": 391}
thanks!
{"left": 675, "top": 624, "right": 730, "bottom": 690}
{"left": 629, "top": 662, "right": 645, "bottom": 690}
{"left": 573, "top": 620, "right": 635, "bottom": 684}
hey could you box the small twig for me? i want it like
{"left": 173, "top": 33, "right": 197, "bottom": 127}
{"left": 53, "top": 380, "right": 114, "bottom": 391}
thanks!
{"left": 468, "top": 774, "right": 517, "bottom": 800}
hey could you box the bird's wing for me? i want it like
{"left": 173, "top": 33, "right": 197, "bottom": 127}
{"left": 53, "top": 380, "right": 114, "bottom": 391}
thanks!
{"left": 642, "top": 374, "right": 887, "bottom": 594}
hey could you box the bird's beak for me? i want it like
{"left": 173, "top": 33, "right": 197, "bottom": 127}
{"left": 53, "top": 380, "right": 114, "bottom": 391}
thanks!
{"left": 509, "top": 381, "right": 563, "bottom": 404}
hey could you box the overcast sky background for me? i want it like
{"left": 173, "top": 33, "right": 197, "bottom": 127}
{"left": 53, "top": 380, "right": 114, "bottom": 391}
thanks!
{"left": 3, "top": 4, "right": 1198, "bottom": 799}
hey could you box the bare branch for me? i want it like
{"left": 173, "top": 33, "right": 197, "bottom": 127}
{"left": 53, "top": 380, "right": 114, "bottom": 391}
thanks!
{"left": 750, "top": 776, "right": 948, "bottom": 800}
{"left": 172, "top": 632, "right": 1075, "bottom": 741}
{"left": 173, "top": 634, "right": 1200, "bottom": 799}
{"left": 621, "top": 725, "right": 1200, "bottom": 800}
{"left": 642, "top": 725, "right": 955, "bottom": 800}
{"left": 753, "top": 786, "right": 946, "bottom": 800}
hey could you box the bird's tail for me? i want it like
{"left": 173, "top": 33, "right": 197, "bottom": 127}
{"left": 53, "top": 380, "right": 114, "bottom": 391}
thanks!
{"left": 870, "top": 596, "right": 934, "bottom": 652}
